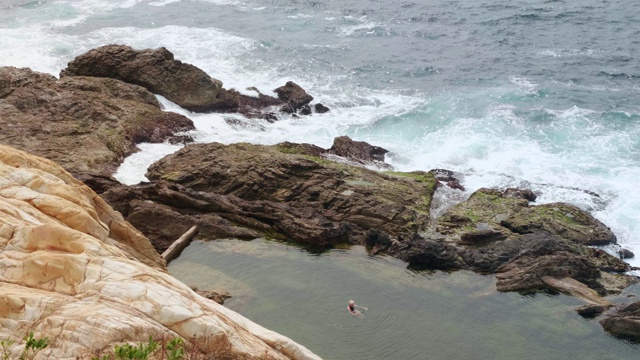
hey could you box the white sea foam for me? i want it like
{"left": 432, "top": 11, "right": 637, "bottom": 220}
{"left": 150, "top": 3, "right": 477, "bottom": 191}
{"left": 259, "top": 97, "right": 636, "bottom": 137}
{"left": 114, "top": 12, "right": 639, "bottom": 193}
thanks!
{"left": 114, "top": 143, "right": 184, "bottom": 184}
{"left": 149, "top": 0, "right": 181, "bottom": 6}
{"left": 508, "top": 76, "right": 538, "bottom": 95}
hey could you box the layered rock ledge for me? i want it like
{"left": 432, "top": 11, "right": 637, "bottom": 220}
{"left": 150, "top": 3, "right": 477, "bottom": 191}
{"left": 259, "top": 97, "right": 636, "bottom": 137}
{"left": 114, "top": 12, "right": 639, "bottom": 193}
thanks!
{"left": 0, "top": 66, "right": 194, "bottom": 176}
{"left": 0, "top": 144, "right": 321, "bottom": 359}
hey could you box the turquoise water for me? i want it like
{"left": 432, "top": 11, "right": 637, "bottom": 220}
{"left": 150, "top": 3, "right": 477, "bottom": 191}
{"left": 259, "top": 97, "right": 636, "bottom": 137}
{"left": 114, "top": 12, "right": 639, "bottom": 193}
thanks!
{"left": 169, "top": 239, "right": 640, "bottom": 360}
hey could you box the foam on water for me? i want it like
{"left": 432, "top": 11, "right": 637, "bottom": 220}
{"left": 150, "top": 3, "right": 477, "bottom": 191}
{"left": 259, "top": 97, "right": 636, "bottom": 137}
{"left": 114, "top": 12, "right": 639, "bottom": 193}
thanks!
{"left": 113, "top": 143, "right": 184, "bottom": 184}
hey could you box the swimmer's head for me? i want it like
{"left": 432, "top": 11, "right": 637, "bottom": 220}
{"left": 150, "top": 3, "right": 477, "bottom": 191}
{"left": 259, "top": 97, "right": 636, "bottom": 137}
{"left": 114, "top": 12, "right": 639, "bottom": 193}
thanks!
{"left": 349, "top": 300, "right": 355, "bottom": 306}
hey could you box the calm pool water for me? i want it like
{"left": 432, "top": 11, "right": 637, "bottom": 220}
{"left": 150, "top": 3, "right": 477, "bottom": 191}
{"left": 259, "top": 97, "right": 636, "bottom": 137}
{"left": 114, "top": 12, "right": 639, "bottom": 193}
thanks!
{"left": 168, "top": 239, "right": 640, "bottom": 360}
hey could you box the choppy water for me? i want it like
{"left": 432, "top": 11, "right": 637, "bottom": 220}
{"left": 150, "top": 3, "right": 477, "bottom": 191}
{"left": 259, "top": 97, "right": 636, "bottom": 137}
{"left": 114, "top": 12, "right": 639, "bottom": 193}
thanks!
{"left": 169, "top": 238, "right": 640, "bottom": 360}
{"left": 2, "top": 1, "right": 640, "bottom": 356}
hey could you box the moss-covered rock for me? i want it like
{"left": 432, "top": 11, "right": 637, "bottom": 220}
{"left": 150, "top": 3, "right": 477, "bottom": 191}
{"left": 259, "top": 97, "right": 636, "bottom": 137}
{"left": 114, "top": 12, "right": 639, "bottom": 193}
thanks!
{"left": 437, "top": 187, "right": 616, "bottom": 247}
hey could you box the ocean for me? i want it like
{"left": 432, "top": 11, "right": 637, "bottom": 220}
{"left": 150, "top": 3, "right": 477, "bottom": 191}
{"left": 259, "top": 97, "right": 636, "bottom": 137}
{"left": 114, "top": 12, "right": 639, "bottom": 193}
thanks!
{"left": 3, "top": 0, "right": 640, "bottom": 358}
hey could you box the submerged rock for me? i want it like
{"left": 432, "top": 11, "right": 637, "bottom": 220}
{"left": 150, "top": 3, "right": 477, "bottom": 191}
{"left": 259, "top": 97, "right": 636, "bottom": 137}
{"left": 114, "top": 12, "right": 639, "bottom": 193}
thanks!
{"left": 0, "top": 144, "right": 321, "bottom": 359}
{"left": 0, "top": 66, "right": 194, "bottom": 176}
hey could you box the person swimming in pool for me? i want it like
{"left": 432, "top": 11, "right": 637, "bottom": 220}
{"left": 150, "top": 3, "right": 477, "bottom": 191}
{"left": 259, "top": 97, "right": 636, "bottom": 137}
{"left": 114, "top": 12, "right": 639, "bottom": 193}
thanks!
{"left": 347, "top": 300, "right": 368, "bottom": 317}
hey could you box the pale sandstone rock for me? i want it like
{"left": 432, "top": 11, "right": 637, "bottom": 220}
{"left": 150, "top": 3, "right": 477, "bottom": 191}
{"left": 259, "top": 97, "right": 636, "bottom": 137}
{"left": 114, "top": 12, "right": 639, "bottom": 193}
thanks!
{"left": 0, "top": 144, "right": 321, "bottom": 360}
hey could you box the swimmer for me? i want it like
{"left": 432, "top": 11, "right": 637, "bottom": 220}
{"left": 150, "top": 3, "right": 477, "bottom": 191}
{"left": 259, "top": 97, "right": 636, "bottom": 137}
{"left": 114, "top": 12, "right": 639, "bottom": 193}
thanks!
{"left": 347, "top": 299, "right": 368, "bottom": 317}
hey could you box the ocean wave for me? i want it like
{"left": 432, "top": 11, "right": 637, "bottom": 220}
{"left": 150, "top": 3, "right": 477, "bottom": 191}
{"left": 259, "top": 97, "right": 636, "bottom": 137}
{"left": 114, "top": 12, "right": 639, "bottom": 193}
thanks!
{"left": 597, "top": 71, "right": 639, "bottom": 80}
{"left": 149, "top": 0, "right": 181, "bottom": 6}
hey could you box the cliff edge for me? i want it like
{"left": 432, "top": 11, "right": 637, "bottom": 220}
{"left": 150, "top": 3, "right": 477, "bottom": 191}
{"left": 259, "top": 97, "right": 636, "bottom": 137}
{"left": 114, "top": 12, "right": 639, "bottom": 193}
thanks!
{"left": 0, "top": 144, "right": 321, "bottom": 360}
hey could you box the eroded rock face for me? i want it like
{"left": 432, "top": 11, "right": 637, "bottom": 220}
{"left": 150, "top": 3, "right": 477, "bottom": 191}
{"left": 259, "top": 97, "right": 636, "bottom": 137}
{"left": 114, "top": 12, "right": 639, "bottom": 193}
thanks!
{"left": 0, "top": 66, "right": 194, "bottom": 176}
{"left": 60, "top": 45, "right": 224, "bottom": 112}
{"left": 0, "top": 144, "right": 321, "bottom": 360}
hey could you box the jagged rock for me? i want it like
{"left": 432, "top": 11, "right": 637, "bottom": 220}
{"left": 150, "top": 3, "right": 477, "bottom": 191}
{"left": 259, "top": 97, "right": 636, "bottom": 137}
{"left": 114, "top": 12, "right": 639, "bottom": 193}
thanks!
{"left": 503, "top": 187, "right": 537, "bottom": 202}
{"left": 392, "top": 234, "right": 464, "bottom": 270}
{"left": 314, "top": 103, "right": 330, "bottom": 113}
{"left": 86, "top": 139, "right": 636, "bottom": 301}
{"left": 0, "top": 66, "right": 193, "bottom": 175}
{"left": 192, "top": 287, "right": 232, "bottom": 305}
{"left": 601, "top": 302, "right": 640, "bottom": 342}
{"left": 327, "top": 136, "right": 388, "bottom": 164}
{"left": 0, "top": 144, "right": 320, "bottom": 359}
{"left": 460, "top": 229, "right": 508, "bottom": 246}
{"left": 273, "top": 81, "right": 313, "bottom": 111}
{"left": 430, "top": 169, "right": 465, "bottom": 191}
{"left": 61, "top": 45, "right": 329, "bottom": 118}
{"left": 496, "top": 251, "right": 602, "bottom": 294}
{"left": 365, "top": 229, "right": 393, "bottom": 254}
{"left": 61, "top": 44, "right": 224, "bottom": 112}
{"left": 620, "top": 248, "right": 635, "bottom": 259}
{"left": 210, "top": 88, "right": 284, "bottom": 117}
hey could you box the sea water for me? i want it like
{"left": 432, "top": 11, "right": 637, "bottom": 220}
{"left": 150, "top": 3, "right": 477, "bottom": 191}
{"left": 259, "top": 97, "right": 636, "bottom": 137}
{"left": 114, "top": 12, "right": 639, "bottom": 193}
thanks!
{"left": 2, "top": 0, "right": 640, "bottom": 357}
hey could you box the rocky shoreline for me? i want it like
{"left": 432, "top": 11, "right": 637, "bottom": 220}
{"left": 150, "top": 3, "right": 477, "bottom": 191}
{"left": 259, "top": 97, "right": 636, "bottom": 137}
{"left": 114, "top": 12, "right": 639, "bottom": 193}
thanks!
{"left": 2, "top": 44, "right": 640, "bottom": 353}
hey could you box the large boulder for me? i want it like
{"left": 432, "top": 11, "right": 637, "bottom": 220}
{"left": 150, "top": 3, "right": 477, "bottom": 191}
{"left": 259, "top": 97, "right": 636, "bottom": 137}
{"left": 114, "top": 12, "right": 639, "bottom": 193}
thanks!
{"left": 61, "top": 45, "right": 330, "bottom": 118}
{"left": 60, "top": 44, "right": 224, "bottom": 112}
{"left": 273, "top": 81, "right": 313, "bottom": 112}
{"left": 92, "top": 141, "right": 437, "bottom": 249}
{"left": 0, "top": 143, "right": 321, "bottom": 359}
{"left": 0, "top": 66, "right": 193, "bottom": 176}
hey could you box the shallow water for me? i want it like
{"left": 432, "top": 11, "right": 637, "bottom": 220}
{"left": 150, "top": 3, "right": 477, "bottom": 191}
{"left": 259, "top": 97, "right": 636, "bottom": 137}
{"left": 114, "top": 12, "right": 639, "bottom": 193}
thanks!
{"left": 169, "top": 239, "right": 640, "bottom": 359}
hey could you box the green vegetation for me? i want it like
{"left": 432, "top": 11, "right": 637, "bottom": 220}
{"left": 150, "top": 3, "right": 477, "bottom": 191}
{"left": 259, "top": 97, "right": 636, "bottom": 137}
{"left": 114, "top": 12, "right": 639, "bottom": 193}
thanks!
{"left": 0, "top": 333, "right": 48, "bottom": 360}
{"left": 90, "top": 337, "right": 205, "bottom": 360}
{"left": 1, "top": 334, "right": 204, "bottom": 360}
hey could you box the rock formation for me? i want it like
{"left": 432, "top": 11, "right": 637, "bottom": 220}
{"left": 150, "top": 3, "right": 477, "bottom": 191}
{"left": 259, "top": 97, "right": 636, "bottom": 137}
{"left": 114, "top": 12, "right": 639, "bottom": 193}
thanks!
{"left": 94, "top": 141, "right": 435, "bottom": 252}
{"left": 81, "top": 140, "right": 636, "bottom": 309}
{"left": 0, "top": 144, "right": 321, "bottom": 359}
{"left": 0, "top": 66, "right": 194, "bottom": 176}
{"left": 61, "top": 45, "right": 329, "bottom": 118}
{"left": 60, "top": 45, "right": 224, "bottom": 113}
